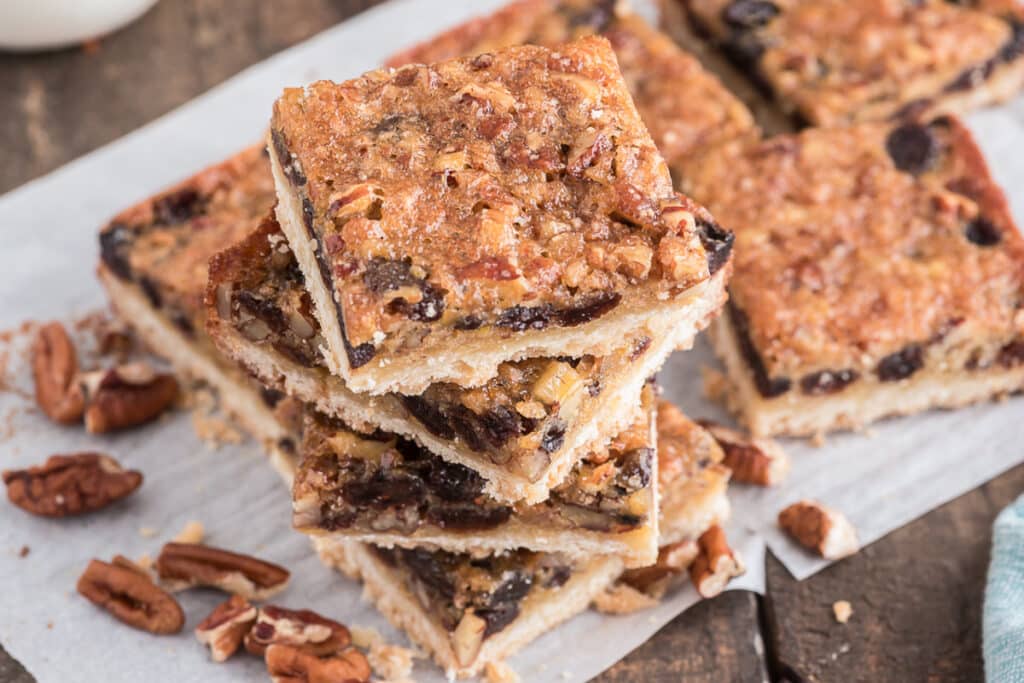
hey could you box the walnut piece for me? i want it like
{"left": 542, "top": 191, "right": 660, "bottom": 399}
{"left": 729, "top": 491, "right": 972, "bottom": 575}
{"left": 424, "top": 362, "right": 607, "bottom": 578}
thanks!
{"left": 31, "top": 321, "right": 85, "bottom": 423}
{"left": 2, "top": 453, "right": 142, "bottom": 517}
{"left": 264, "top": 643, "right": 371, "bottom": 683}
{"left": 81, "top": 363, "right": 179, "bottom": 434}
{"left": 778, "top": 500, "right": 859, "bottom": 560}
{"left": 244, "top": 605, "right": 351, "bottom": 657}
{"left": 196, "top": 595, "right": 258, "bottom": 662}
{"left": 155, "top": 542, "right": 290, "bottom": 600}
{"left": 697, "top": 420, "right": 790, "bottom": 486}
{"left": 77, "top": 558, "right": 184, "bottom": 634}
{"left": 689, "top": 525, "right": 745, "bottom": 598}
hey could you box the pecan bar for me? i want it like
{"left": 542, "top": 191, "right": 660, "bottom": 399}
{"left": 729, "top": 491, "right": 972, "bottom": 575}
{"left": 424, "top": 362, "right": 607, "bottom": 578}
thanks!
{"left": 386, "top": 0, "right": 757, "bottom": 176}
{"left": 95, "top": 145, "right": 299, "bottom": 476}
{"left": 679, "top": 116, "right": 1024, "bottom": 436}
{"left": 207, "top": 214, "right": 693, "bottom": 503}
{"left": 268, "top": 36, "right": 731, "bottom": 394}
{"left": 669, "top": 0, "right": 1024, "bottom": 127}
{"left": 290, "top": 384, "right": 659, "bottom": 567}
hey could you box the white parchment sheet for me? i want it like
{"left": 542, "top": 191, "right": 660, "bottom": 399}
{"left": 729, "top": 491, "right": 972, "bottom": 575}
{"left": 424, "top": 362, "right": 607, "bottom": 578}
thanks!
{"left": 1, "top": 1, "right": 1022, "bottom": 680}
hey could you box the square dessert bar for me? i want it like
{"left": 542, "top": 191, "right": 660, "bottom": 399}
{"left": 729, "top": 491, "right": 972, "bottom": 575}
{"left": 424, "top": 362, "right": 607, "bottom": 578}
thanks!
{"left": 95, "top": 145, "right": 298, "bottom": 474}
{"left": 291, "top": 384, "right": 660, "bottom": 567}
{"left": 671, "top": 0, "right": 1024, "bottom": 127}
{"left": 269, "top": 36, "right": 731, "bottom": 395}
{"left": 207, "top": 215, "right": 691, "bottom": 503}
{"left": 679, "top": 115, "right": 1024, "bottom": 436}
{"left": 386, "top": 0, "right": 757, "bottom": 174}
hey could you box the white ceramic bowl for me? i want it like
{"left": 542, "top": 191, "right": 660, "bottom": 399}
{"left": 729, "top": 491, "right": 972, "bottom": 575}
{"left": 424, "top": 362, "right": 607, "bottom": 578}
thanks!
{"left": 0, "top": 0, "right": 160, "bottom": 52}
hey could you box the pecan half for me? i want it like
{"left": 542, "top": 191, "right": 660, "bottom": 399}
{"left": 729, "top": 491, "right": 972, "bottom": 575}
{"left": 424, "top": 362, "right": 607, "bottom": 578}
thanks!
{"left": 31, "top": 321, "right": 85, "bottom": 423}
{"left": 689, "top": 525, "right": 745, "bottom": 599}
{"left": 265, "top": 643, "right": 371, "bottom": 683}
{"left": 3, "top": 453, "right": 142, "bottom": 517}
{"left": 697, "top": 420, "right": 790, "bottom": 486}
{"left": 155, "top": 542, "right": 290, "bottom": 600}
{"left": 81, "top": 363, "right": 178, "bottom": 434}
{"left": 77, "top": 558, "right": 184, "bottom": 634}
{"left": 778, "top": 500, "right": 859, "bottom": 560}
{"left": 244, "top": 606, "right": 351, "bottom": 657}
{"left": 196, "top": 595, "right": 258, "bottom": 662}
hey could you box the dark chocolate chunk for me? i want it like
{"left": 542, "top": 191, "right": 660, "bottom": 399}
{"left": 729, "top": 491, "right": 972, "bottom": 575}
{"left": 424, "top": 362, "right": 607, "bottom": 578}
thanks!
{"left": 400, "top": 395, "right": 456, "bottom": 440}
{"left": 479, "top": 572, "right": 533, "bottom": 636}
{"left": 540, "top": 421, "right": 566, "bottom": 454}
{"left": 153, "top": 189, "right": 204, "bottom": 225}
{"left": 496, "top": 304, "right": 554, "bottom": 331}
{"left": 561, "top": 0, "right": 616, "bottom": 32}
{"left": 271, "top": 128, "right": 306, "bottom": 186}
{"left": 99, "top": 223, "right": 135, "bottom": 280}
{"left": 538, "top": 564, "right": 571, "bottom": 589}
{"left": 696, "top": 218, "right": 735, "bottom": 276}
{"left": 724, "top": 31, "right": 767, "bottom": 69}
{"left": 876, "top": 344, "right": 924, "bottom": 381}
{"left": 386, "top": 282, "right": 446, "bottom": 322}
{"left": 427, "top": 459, "right": 485, "bottom": 503}
{"left": 885, "top": 123, "right": 939, "bottom": 175}
{"left": 399, "top": 549, "right": 456, "bottom": 600}
{"left": 999, "top": 18, "right": 1024, "bottom": 63}
{"left": 138, "top": 277, "right": 162, "bottom": 309}
{"left": 424, "top": 504, "right": 512, "bottom": 531}
{"left": 235, "top": 291, "right": 288, "bottom": 335}
{"left": 454, "top": 315, "right": 484, "bottom": 331}
{"left": 302, "top": 196, "right": 314, "bottom": 232}
{"left": 728, "top": 303, "right": 792, "bottom": 398}
{"left": 345, "top": 341, "right": 376, "bottom": 369}
{"left": 556, "top": 291, "right": 621, "bottom": 327}
{"left": 170, "top": 312, "right": 195, "bottom": 337}
{"left": 964, "top": 217, "right": 1002, "bottom": 246}
{"left": 364, "top": 258, "right": 418, "bottom": 294}
{"left": 997, "top": 339, "right": 1024, "bottom": 368}
{"left": 618, "top": 448, "right": 652, "bottom": 489}
{"left": 722, "top": 0, "right": 779, "bottom": 29}
{"left": 799, "top": 368, "right": 859, "bottom": 395}
{"left": 260, "top": 387, "right": 285, "bottom": 408}
{"left": 342, "top": 471, "right": 426, "bottom": 509}
{"left": 479, "top": 405, "right": 531, "bottom": 450}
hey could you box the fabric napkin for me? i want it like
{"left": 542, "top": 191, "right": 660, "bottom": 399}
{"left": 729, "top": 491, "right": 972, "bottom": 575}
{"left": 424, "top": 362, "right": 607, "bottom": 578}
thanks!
{"left": 985, "top": 493, "right": 1024, "bottom": 682}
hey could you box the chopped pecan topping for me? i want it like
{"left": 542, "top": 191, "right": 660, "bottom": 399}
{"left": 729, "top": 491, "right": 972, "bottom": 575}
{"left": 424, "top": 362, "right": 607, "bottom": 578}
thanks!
{"left": 264, "top": 643, "right": 371, "bottom": 683}
{"left": 3, "top": 453, "right": 142, "bottom": 517}
{"left": 689, "top": 525, "right": 745, "bottom": 598}
{"left": 778, "top": 500, "right": 859, "bottom": 559}
{"left": 81, "top": 363, "right": 178, "bottom": 433}
{"left": 77, "top": 558, "right": 184, "bottom": 634}
{"left": 31, "top": 321, "right": 85, "bottom": 424}
{"left": 697, "top": 421, "right": 790, "bottom": 486}
{"left": 196, "top": 595, "right": 258, "bottom": 662}
{"left": 155, "top": 543, "right": 290, "bottom": 600}
{"left": 244, "top": 605, "right": 351, "bottom": 657}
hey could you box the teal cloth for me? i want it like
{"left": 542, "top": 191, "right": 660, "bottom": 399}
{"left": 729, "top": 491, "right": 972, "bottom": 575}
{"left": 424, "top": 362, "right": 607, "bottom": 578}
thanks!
{"left": 986, "top": 493, "right": 1024, "bottom": 682}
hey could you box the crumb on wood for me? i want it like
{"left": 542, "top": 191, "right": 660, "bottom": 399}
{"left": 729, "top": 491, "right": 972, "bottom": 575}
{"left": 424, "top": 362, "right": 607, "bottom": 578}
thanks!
{"left": 485, "top": 660, "right": 521, "bottom": 683}
{"left": 592, "top": 582, "right": 660, "bottom": 615}
{"left": 172, "top": 520, "right": 205, "bottom": 544}
{"left": 833, "top": 600, "right": 853, "bottom": 624}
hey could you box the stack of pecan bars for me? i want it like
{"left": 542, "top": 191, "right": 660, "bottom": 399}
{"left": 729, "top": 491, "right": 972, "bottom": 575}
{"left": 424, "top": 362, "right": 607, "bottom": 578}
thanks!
{"left": 95, "top": 1, "right": 760, "bottom": 677}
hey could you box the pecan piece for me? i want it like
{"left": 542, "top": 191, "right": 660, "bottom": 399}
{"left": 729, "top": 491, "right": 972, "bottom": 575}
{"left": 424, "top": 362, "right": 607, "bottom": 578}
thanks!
{"left": 196, "top": 595, "right": 258, "bottom": 662}
{"left": 31, "top": 321, "right": 85, "bottom": 423}
{"left": 82, "top": 363, "right": 178, "bottom": 433}
{"left": 155, "top": 542, "right": 290, "bottom": 599}
{"left": 778, "top": 500, "right": 859, "bottom": 560}
{"left": 3, "top": 453, "right": 142, "bottom": 517}
{"left": 689, "top": 525, "right": 745, "bottom": 598}
{"left": 77, "top": 558, "right": 184, "bottom": 634}
{"left": 265, "top": 643, "right": 371, "bottom": 683}
{"left": 697, "top": 420, "right": 790, "bottom": 486}
{"left": 244, "top": 605, "right": 351, "bottom": 657}
{"left": 620, "top": 539, "right": 699, "bottom": 599}
{"left": 452, "top": 610, "right": 487, "bottom": 668}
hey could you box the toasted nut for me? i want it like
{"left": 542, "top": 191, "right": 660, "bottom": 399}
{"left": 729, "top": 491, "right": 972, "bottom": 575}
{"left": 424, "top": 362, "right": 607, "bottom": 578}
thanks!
{"left": 77, "top": 558, "right": 184, "bottom": 634}
{"left": 31, "top": 321, "right": 85, "bottom": 423}
{"left": 566, "top": 129, "right": 612, "bottom": 176}
{"left": 778, "top": 500, "right": 859, "bottom": 560}
{"left": 689, "top": 525, "right": 745, "bottom": 598}
{"left": 82, "top": 364, "right": 178, "bottom": 433}
{"left": 697, "top": 420, "right": 790, "bottom": 486}
{"left": 3, "top": 453, "right": 142, "bottom": 517}
{"left": 196, "top": 595, "right": 258, "bottom": 662}
{"left": 452, "top": 610, "right": 487, "bottom": 668}
{"left": 833, "top": 600, "right": 853, "bottom": 624}
{"left": 111, "top": 554, "right": 153, "bottom": 578}
{"left": 244, "top": 605, "right": 351, "bottom": 657}
{"left": 155, "top": 543, "right": 290, "bottom": 600}
{"left": 531, "top": 361, "right": 584, "bottom": 406}
{"left": 265, "top": 644, "right": 371, "bottom": 683}
{"left": 620, "top": 539, "right": 699, "bottom": 598}
{"left": 327, "top": 183, "right": 384, "bottom": 223}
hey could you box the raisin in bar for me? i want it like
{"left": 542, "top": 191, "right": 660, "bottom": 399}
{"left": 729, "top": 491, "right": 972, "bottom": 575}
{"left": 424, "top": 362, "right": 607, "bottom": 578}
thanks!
{"left": 268, "top": 36, "right": 731, "bottom": 394}
{"left": 207, "top": 214, "right": 689, "bottom": 504}
{"left": 291, "top": 384, "right": 658, "bottom": 567}
{"left": 312, "top": 410, "right": 732, "bottom": 678}
{"left": 95, "top": 145, "right": 299, "bottom": 476}
{"left": 678, "top": 115, "right": 1024, "bottom": 437}
{"left": 670, "top": 0, "right": 1024, "bottom": 127}
{"left": 386, "top": 0, "right": 757, "bottom": 175}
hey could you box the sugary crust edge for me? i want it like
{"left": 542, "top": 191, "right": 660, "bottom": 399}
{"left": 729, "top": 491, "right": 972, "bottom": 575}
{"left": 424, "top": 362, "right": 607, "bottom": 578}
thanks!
{"left": 208, "top": 263, "right": 728, "bottom": 505}
{"left": 314, "top": 538, "right": 623, "bottom": 679}
{"left": 710, "top": 312, "right": 1024, "bottom": 437}
{"left": 269, "top": 136, "right": 730, "bottom": 395}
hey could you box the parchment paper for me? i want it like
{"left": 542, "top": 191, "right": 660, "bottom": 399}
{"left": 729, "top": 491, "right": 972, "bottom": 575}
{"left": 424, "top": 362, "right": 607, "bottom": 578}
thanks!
{"left": 0, "top": 0, "right": 1021, "bottom": 680}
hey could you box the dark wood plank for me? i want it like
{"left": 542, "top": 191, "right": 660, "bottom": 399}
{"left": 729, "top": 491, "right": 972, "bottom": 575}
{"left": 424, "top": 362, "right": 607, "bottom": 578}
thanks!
{"left": 597, "top": 591, "right": 769, "bottom": 683}
{"left": 764, "top": 462, "right": 1024, "bottom": 683}
{"left": 0, "top": 0, "right": 381, "bottom": 194}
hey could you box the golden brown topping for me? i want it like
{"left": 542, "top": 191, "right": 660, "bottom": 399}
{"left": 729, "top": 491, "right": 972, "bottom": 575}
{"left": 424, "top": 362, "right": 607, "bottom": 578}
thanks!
{"left": 31, "top": 321, "right": 85, "bottom": 424}
{"left": 195, "top": 595, "right": 258, "bottom": 662}
{"left": 778, "top": 499, "right": 860, "bottom": 559}
{"left": 688, "top": 525, "right": 745, "bottom": 598}
{"left": 3, "top": 453, "right": 142, "bottom": 517}
{"left": 155, "top": 542, "right": 290, "bottom": 600}
{"left": 77, "top": 558, "right": 184, "bottom": 635}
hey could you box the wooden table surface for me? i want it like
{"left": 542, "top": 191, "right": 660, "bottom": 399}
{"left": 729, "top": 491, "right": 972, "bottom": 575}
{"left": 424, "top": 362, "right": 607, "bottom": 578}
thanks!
{"left": 1, "top": 2, "right": 1021, "bottom": 681}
